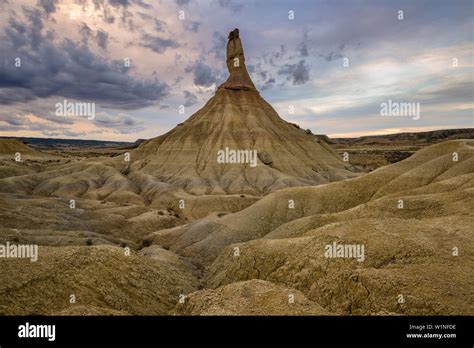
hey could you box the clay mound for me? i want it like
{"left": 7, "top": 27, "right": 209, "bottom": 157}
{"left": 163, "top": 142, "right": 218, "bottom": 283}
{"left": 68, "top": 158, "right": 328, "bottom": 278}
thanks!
{"left": 130, "top": 29, "right": 355, "bottom": 195}
{"left": 147, "top": 140, "right": 474, "bottom": 264}
{"left": 0, "top": 139, "right": 52, "bottom": 179}
{"left": 204, "top": 214, "right": 474, "bottom": 315}
{"left": 0, "top": 138, "right": 45, "bottom": 157}
{"left": 143, "top": 139, "right": 472, "bottom": 315}
{"left": 331, "top": 128, "right": 474, "bottom": 145}
{"left": 0, "top": 164, "right": 259, "bottom": 221}
{"left": 0, "top": 245, "right": 199, "bottom": 315}
{"left": 177, "top": 280, "right": 328, "bottom": 315}
{"left": 0, "top": 30, "right": 356, "bottom": 219}
{"left": 0, "top": 194, "right": 188, "bottom": 245}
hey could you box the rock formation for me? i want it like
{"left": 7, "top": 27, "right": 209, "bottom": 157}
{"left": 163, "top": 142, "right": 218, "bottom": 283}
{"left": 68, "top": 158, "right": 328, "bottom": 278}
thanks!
{"left": 132, "top": 29, "right": 356, "bottom": 195}
{"left": 220, "top": 28, "right": 257, "bottom": 91}
{"left": 1, "top": 29, "right": 471, "bottom": 317}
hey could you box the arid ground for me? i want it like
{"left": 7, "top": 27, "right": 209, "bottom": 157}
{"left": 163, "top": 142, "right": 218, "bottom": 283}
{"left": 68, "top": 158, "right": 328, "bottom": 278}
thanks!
{"left": 0, "top": 23, "right": 473, "bottom": 317}
{"left": 1, "top": 127, "right": 473, "bottom": 316}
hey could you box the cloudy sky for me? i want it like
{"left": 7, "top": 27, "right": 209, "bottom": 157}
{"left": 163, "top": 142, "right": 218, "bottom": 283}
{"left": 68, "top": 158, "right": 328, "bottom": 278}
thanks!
{"left": 0, "top": 0, "right": 472, "bottom": 141}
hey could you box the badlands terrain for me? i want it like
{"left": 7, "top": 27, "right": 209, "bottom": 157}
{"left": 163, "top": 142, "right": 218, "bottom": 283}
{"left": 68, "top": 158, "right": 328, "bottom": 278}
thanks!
{"left": 1, "top": 134, "right": 472, "bottom": 316}
{"left": 0, "top": 29, "right": 473, "bottom": 316}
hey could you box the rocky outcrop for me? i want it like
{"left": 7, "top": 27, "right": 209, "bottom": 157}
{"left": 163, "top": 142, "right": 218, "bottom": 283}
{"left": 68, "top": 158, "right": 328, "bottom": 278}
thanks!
{"left": 219, "top": 28, "right": 257, "bottom": 91}
{"left": 131, "top": 29, "right": 356, "bottom": 195}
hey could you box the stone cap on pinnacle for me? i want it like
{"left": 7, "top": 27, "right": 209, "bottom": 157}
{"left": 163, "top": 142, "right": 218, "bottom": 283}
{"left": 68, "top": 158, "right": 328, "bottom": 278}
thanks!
{"left": 219, "top": 28, "right": 258, "bottom": 92}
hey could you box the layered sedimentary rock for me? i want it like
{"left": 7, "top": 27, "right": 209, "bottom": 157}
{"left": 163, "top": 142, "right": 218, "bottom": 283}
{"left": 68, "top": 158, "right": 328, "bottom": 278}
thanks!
{"left": 131, "top": 28, "right": 356, "bottom": 195}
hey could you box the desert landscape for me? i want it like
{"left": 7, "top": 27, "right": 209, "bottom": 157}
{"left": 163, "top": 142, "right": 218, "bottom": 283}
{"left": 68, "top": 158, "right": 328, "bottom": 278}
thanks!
{"left": 1, "top": 24, "right": 473, "bottom": 317}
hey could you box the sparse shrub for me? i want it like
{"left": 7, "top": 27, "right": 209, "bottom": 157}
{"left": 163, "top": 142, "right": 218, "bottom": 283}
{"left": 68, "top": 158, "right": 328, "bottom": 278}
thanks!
{"left": 86, "top": 239, "right": 93, "bottom": 246}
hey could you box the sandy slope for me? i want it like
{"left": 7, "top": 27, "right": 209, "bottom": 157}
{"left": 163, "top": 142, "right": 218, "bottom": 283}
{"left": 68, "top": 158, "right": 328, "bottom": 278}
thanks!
{"left": 0, "top": 139, "right": 472, "bottom": 315}
{"left": 0, "top": 245, "right": 199, "bottom": 315}
{"left": 145, "top": 140, "right": 474, "bottom": 315}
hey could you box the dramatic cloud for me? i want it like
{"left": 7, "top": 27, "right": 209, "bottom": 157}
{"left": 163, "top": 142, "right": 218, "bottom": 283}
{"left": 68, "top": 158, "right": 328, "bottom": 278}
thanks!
{"left": 80, "top": 23, "right": 109, "bottom": 49}
{"left": 94, "top": 111, "right": 144, "bottom": 133}
{"left": 174, "top": 0, "right": 191, "bottom": 6}
{"left": 319, "top": 50, "right": 344, "bottom": 62}
{"left": 297, "top": 42, "right": 308, "bottom": 57}
{"left": 183, "top": 90, "right": 197, "bottom": 107}
{"left": 38, "top": 0, "right": 59, "bottom": 14}
{"left": 261, "top": 77, "right": 276, "bottom": 91}
{"left": 208, "top": 31, "right": 227, "bottom": 61}
{"left": 139, "top": 33, "right": 180, "bottom": 53}
{"left": 0, "top": 7, "right": 169, "bottom": 110}
{"left": 218, "top": 0, "right": 243, "bottom": 12}
{"left": 108, "top": 0, "right": 151, "bottom": 9}
{"left": 154, "top": 19, "right": 166, "bottom": 32}
{"left": 278, "top": 60, "right": 310, "bottom": 85}
{"left": 0, "top": 0, "right": 471, "bottom": 141}
{"left": 185, "top": 61, "right": 222, "bottom": 88}
{"left": 96, "top": 29, "right": 109, "bottom": 49}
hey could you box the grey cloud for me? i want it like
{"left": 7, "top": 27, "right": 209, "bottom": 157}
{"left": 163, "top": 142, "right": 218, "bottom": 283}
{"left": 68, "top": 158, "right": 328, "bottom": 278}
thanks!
{"left": 0, "top": 88, "right": 37, "bottom": 105}
{"left": 108, "top": 0, "right": 131, "bottom": 6}
{"left": 175, "top": 0, "right": 191, "bottom": 6}
{"left": 80, "top": 22, "right": 93, "bottom": 43}
{"left": 5, "top": 7, "right": 45, "bottom": 50}
{"left": 208, "top": 31, "right": 227, "bottom": 61}
{"left": 261, "top": 45, "right": 286, "bottom": 67}
{"left": 80, "top": 23, "right": 108, "bottom": 49}
{"left": 154, "top": 19, "right": 166, "bottom": 32}
{"left": 99, "top": 4, "right": 115, "bottom": 23}
{"left": 183, "top": 90, "right": 197, "bottom": 107}
{"left": 218, "top": 0, "right": 243, "bottom": 12}
{"left": 185, "top": 61, "right": 221, "bottom": 88}
{"left": 0, "top": 113, "right": 27, "bottom": 126}
{"left": 0, "top": 6, "right": 169, "bottom": 110}
{"left": 296, "top": 30, "right": 309, "bottom": 58}
{"left": 96, "top": 29, "right": 109, "bottom": 49}
{"left": 94, "top": 112, "right": 141, "bottom": 127}
{"left": 38, "top": 0, "right": 59, "bottom": 14}
{"left": 415, "top": 80, "right": 474, "bottom": 105}
{"left": 43, "top": 130, "right": 88, "bottom": 137}
{"left": 0, "top": 109, "right": 75, "bottom": 135}
{"left": 140, "top": 33, "right": 180, "bottom": 53}
{"left": 1, "top": 99, "right": 79, "bottom": 125}
{"left": 319, "top": 51, "right": 343, "bottom": 62}
{"left": 261, "top": 77, "right": 275, "bottom": 90}
{"left": 298, "top": 42, "right": 308, "bottom": 57}
{"left": 278, "top": 60, "right": 310, "bottom": 85}
{"left": 93, "top": 112, "right": 145, "bottom": 134}
{"left": 107, "top": 0, "right": 151, "bottom": 8}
